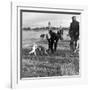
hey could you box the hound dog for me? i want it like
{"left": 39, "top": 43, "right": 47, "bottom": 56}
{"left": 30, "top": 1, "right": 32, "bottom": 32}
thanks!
{"left": 29, "top": 43, "right": 37, "bottom": 56}
{"left": 29, "top": 43, "right": 48, "bottom": 56}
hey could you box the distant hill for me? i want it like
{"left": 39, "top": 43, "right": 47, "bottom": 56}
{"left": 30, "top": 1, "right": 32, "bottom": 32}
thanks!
{"left": 22, "top": 26, "right": 69, "bottom": 31}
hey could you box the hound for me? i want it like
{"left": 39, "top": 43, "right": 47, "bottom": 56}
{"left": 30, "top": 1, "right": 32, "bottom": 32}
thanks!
{"left": 38, "top": 45, "right": 48, "bottom": 55}
{"left": 29, "top": 43, "right": 48, "bottom": 56}
{"left": 29, "top": 43, "right": 37, "bottom": 56}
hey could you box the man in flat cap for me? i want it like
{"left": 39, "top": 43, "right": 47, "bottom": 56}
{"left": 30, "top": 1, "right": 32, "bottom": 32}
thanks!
{"left": 69, "top": 16, "right": 79, "bottom": 52}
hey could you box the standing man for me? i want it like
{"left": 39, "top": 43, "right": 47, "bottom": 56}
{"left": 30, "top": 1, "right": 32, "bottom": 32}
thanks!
{"left": 47, "top": 22, "right": 58, "bottom": 53}
{"left": 49, "top": 30, "right": 58, "bottom": 53}
{"left": 69, "top": 16, "right": 79, "bottom": 52}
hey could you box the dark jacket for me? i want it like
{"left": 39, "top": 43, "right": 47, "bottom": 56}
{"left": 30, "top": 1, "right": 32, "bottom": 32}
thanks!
{"left": 69, "top": 20, "right": 79, "bottom": 39}
{"left": 49, "top": 30, "right": 58, "bottom": 41}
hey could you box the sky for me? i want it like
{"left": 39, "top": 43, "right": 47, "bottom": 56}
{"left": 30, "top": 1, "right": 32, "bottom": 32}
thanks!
{"left": 22, "top": 12, "right": 81, "bottom": 28}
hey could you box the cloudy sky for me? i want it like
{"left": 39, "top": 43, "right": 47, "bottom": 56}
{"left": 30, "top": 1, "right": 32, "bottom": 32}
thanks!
{"left": 22, "top": 12, "right": 80, "bottom": 28}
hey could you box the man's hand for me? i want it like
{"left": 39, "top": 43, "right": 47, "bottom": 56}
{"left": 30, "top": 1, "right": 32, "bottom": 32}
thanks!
{"left": 75, "top": 32, "right": 79, "bottom": 36}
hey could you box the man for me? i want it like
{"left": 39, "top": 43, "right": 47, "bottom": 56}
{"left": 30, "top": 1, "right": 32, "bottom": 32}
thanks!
{"left": 57, "top": 26, "right": 63, "bottom": 40}
{"left": 48, "top": 30, "right": 58, "bottom": 53}
{"left": 46, "top": 21, "right": 58, "bottom": 53}
{"left": 69, "top": 16, "right": 79, "bottom": 52}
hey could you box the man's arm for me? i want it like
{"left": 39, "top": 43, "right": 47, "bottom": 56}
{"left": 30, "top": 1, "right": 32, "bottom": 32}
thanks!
{"left": 77, "top": 22, "right": 79, "bottom": 35}
{"left": 76, "top": 21, "right": 79, "bottom": 36}
{"left": 69, "top": 23, "right": 72, "bottom": 36}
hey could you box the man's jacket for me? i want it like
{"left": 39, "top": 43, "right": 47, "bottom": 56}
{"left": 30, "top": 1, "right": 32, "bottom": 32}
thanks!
{"left": 69, "top": 21, "right": 79, "bottom": 38}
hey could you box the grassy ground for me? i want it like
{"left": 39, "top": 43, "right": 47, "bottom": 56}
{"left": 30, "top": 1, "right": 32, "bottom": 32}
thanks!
{"left": 21, "top": 40, "right": 79, "bottom": 78}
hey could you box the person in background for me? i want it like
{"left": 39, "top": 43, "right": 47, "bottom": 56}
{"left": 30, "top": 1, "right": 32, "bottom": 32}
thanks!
{"left": 57, "top": 26, "right": 63, "bottom": 40}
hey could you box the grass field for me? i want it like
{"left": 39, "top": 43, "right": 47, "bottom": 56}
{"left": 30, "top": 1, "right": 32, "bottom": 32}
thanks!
{"left": 21, "top": 39, "right": 79, "bottom": 78}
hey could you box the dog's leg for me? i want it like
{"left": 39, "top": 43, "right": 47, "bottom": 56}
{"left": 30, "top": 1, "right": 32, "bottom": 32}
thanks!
{"left": 29, "top": 49, "right": 35, "bottom": 55}
{"left": 29, "top": 50, "right": 33, "bottom": 54}
{"left": 34, "top": 51, "right": 36, "bottom": 56}
{"left": 44, "top": 48, "right": 48, "bottom": 55}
